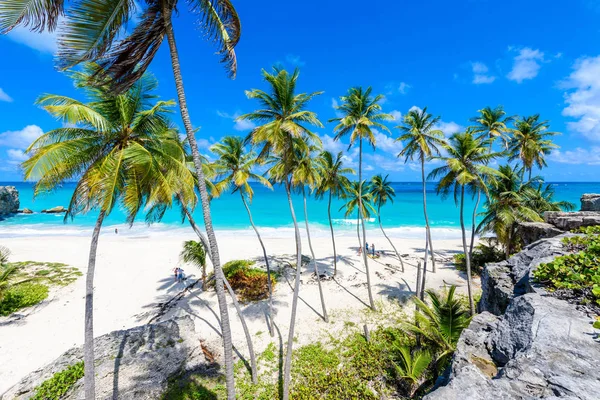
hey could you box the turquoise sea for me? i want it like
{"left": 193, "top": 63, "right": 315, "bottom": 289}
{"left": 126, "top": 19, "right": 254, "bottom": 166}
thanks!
{"left": 1, "top": 182, "right": 598, "bottom": 239}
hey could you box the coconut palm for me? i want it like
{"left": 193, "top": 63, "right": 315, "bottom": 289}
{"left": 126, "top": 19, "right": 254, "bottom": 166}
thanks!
{"left": 397, "top": 107, "right": 446, "bottom": 292}
{"left": 526, "top": 182, "right": 576, "bottom": 214}
{"left": 180, "top": 240, "right": 207, "bottom": 285}
{"left": 508, "top": 115, "right": 559, "bottom": 181}
{"left": 210, "top": 136, "right": 277, "bottom": 336}
{"left": 429, "top": 131, "right": 501, "bottom": 314}
{"left": 341, "top": 180, "right": 376, "bottom": 250}
{"left": 22, "top": 67, "right": 195, "bottom": 397}
{"left": 1, "top": 4, "right": 242, "bottom": 396}
{"left": 315, "top": 151, "right": 355, "bottom": 276}
{"left": 330, "top": 87, "right": 392, "bottom": 310}
{"left": 368, "top": 174, "right": 405, "bottom": 272}
{"left": 470, "top": 106, "right": 513, "bottom": 150}
{"left": 393, "top": 346, "right": 432, "bottom": 398}
{"left": 238, "top": 67, "right": 323, "bottom": 400}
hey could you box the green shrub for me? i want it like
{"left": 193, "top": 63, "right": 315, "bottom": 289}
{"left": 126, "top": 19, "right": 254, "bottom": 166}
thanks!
{"left": 211, "top": 260, "right": 277, "bottom": 303}
{"left": 0, "top": 282, "right": 49, "bottom": 316}
{"left": 31, "top": 361, "right": 84, "bottom": 400}
{"left": 453, "top": 239, "right": 504, "bottom": 275}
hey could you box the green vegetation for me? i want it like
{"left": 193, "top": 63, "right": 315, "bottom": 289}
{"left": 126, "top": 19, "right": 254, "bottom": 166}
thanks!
{"left": 533, "top": 229, "right": 600, "bottom": 307}
{"left": 31, "top": 362, "right": 84, "bottom": 400}
{"left": 0, "top": 283, "right": 49, "bottom": 316}
{"left": 209, "top": 260, "right": 277, "bottom": 303}
{"left": 453, "top": 239, "right": 505, "bottom": 275}
{"left": 8, "top": 261, "right": 82, "bottom": 287}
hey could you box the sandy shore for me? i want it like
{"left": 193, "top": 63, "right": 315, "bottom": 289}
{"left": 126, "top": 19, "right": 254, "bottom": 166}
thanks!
{"left": 0, "top": 227, "right": 473, "bottom": 393}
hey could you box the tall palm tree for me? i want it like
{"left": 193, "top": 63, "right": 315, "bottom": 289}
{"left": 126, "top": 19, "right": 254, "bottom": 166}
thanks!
{"left": 429, "top": 131, "right": 501, "bottom": 314}
{"left": 238, "top": 67, "right": 323, "bottom": 400}
{"left": 1, "top": 4, "right": 242, "bottom": 396}
{"left": 22, "top": 67, "right": 195, "bottom": 397}
{"left": 210, "top": 136, "right": 276, "bottom": 337}
{"left": 330, "top": 87, "right": 392, "bottom": 310}
{"left": 397, "top": 107, "right": 446, "bottom": 292}
{"left": 315, "top": 151, "right": 354, "bottom": 276}
{"left": 341, "top": 180, "right": 376, "bottom": 250}
{"left": 508, "top": 115, "right": 559, "bottom": 180}
{"left": 368, "top": 174, "right": 405, "bottom": 272}
{"left": 526, "top": 182, "right": 575, "bottom": 214}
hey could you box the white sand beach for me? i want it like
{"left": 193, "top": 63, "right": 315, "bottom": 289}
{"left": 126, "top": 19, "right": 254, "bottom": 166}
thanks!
{"left": 0, "top": 229, "right": 473, "bottom": 393}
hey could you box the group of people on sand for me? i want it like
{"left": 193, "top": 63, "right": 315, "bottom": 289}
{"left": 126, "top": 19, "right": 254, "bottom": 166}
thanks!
{"left": 173, "top": 267, "right": 186, "bottom": 283}
{"left": 358, "top": 241, "right": 380, "bottom": 258}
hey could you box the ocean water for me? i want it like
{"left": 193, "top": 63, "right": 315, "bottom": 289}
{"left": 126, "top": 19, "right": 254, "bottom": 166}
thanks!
{"left": 1, "top": 182, "right": 598, "bottom": 239}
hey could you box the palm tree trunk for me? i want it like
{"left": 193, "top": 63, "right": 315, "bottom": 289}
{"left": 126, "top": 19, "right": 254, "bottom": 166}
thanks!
{"left": 359, "top": 138, "right": 376, "bottom": 310}
{"left": 183, "top": 208, "right": 258, "bottom": 384}
{"left": 163, "top": 11, "right": 235, "bottom": 397}
{"left": 283, "top": 178, "right": 303, "bottom": 400}
{"left": 420, "top": 234, "right": 429, "bottom": 301}
{"left": 421, "top": 157, "right": 436, "bottom": 273}
{"left": 460, "top": 186, "right": 475, "bottom": 315}
{"left": 240, "top": 192, "right": 274, "bottom": 337}
{"left": 469, "top": 189, "right": 481, "bottom": 260}
{"left": 378, "top": 204, "right": 404, "bottom": 272}
{"left": 328, "top": 191, "right": 338, "bottom": 276}
{"left": 528, "top": 167, "right": 532, "bottom": 182}
{"left": 302, "top": 187, "right": 328, "bottom": 322}
{"left": 84, "top": 210, "right": 105, "bottom": 399}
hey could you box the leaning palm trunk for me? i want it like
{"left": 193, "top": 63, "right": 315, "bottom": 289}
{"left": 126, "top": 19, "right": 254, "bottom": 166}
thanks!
{"left": 183, "top": 209, "right": 258, "bottom": 384}
{"left": 302, "top": 187, "right": 328, "bottom": 322}
{"left": 283, "top": 179, "right": 303, "bottom": 400}
{"left": 359, "top": 138, "right": 376, "bottom": 310}
{"left": 421, "top": 158, "right": 436, "bottom": 273}
{"left": 460, "top": 186, "right": 475, "bottom": 314}
{"left": 240, "top": 192, "right": 275, "bottom": 337}
{"left": 377, "top": 204, "right": 404, "bottom": 272}
{"left": 163, "top": 10, "right": 235, "bottom": 396}
{"left": 84, "top": 211, "right": 105, "bottom": 399}
{"left": 327, "top": 191, "right": 338, "bottom": 275}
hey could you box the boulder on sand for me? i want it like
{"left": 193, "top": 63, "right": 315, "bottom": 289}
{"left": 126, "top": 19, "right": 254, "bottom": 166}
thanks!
{"left": 41, "top": 206, "right": 67, "bottom": 214}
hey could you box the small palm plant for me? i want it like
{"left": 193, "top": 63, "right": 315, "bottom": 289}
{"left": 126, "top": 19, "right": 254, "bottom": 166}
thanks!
{"left": 180, "top": 240, "right": 207, "bottom": 286}
{"left": 393, "top": 346, "right": 433, "bottom": 398}
{"left": 0, "top": 246, "right": 16, "bottom": 302}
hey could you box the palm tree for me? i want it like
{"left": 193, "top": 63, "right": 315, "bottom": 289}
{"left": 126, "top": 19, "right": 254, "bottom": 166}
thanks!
{"left": 526, "top": 182, "right": 575, "bottom": 214}
{"left": 508, "top": 115, "right": 559, "bottom": 180}
{"left": 180, "top": 240, "right": 207, "bottom": 286}
{"left": 478, "top": 165, "right": 542, "bottom": 258}
{"left": 397, "top": 107, "right": 446, "bottom": 292}
{"left": 210, "top": 136, "right": 277, "bottom": 337}
{"left": 368, "top": 174, "right": 405, "bottom": 272}
{"left": 341, "top": 180, "right": 376, "bottom": 251}
{"left": 315, "top": 151, "right": 354, "bottom": 276}
{"left": 22, "top": 67, "right": 195, "bottom": 397}
{"left": 429, "top": 131, "right": 501, "bottom": 314}
{"left": 290, "top": 141, "right": 328, "bottom": 323}
{"left": 330, "top": 87, "right": 392, "bottom": 310}
{"left": 393, "top": 346, "right": 432, "bottom": 398}
{"left": 470, "top": 106, "right": 513, "bottom": 150}
{"left": 1, "top": 4, "right": 242, "bottom": 396}
{"left": 0, "top": 246, "right": 16, "bottom": 302}
{"left": 238, "top": 67, "right": 323, "bottom": 400}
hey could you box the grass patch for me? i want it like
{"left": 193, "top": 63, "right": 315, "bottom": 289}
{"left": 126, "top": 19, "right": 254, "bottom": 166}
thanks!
{"left": 210, "top": 260, "right": 277, "bottom": 303}
{"left": 9, "top": 261, "right": 82, "bottom": 286}
{"left": 31, "top": 361, "right": 84, "bottom": 400}
{"left": 0, "top": 283, "right": 49, "bottom": 316}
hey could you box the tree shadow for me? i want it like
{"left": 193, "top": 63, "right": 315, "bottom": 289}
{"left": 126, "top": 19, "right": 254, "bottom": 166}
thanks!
{"left": 282, "top": 264, "right": 325, "bottom": 321}
{"left": 332, "top": 277, "right": 369, "bottom": 309}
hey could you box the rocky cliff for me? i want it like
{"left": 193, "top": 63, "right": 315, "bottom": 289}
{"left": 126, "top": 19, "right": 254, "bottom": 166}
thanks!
{"left": 425, "top": 233, "right": 600, "bottom": 400}
{"left": 0, "top": 186, "right": 19, "bottom": 215}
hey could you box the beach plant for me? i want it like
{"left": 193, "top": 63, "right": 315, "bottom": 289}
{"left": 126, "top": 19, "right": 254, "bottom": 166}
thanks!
{"left": 22, "top": 66, "right": 195, "bottom": 398}
{"left": 330, "top": 86, "right": 393, "bottom": 311}
{"left": 210, "top": 136, "right": 277, "bottom": 336}
{"left": 508, "top": 115, "right": 559, "bottom": 180}
{"left": 397, "top": 107, "right": 447, "bottom": 294}
{"left": 368, "top": 174, "right": 405, "bottom": 272}
{"left": 315, "top": 151, "right": 355, "bottom": 276}
{"left": 1, "top": 2, "right": 242, "bottom": 396}
{"left": 238, "top": 66, "right": 323, "bottom": 400}
{"left": 180, "top": 240, "right": 207, "bottom": 286}
{"left": 429, "top": 131, "right": 501, "bottom": 314}
{"left": 0, "top": 282, "right": 49, "bottom": 316}
{"left": 392, "top": 346, "right": 432, "bottom": 398}
{"left": 31, "top": 361, "right": 85, "bottom": 400}
{"left": 453, "top": 238, "right": 505, "bottom": 276}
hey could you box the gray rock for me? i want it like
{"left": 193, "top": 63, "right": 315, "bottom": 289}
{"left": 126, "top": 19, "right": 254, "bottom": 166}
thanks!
{"left": 41, "top": 206, "right": 67, "bottom": 214}
{"left": 581, "top": 193, "right": 600, "bottom": 211}
{"left": 20, "top": 208, "right": 33, "bottom": 214}
{"left": 0, "top": 186, "right": 19, "bottom": 214}
{"left": 1, "top": 316, "right": 211, "bottom": 400}
{"left": 516, "top": 221, "right": 564, "bottom": 247}
{"left": 544, "top": 211, "right": 600, "bottom": 231}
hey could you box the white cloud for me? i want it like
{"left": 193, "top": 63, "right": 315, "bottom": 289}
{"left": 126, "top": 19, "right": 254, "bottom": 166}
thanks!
{"left": 390, "top": 110, "right": 402, "bottom": 121}
{"left": 285, "top": 54, "right": 305, "bottom": 67}
{"left": 216, "top": 110, "right": 256, "bottom": 131}
{"left": 331, "top": 98, "right": 343, "bottom": 118}
{"left": 320, "top": 134, "right": 345, "bottom": 154}
{"left": 0, "top": 125, "right": 44, "bottom": 149}
{"left": 6, "top": 25, "right": 58, "bottom": 54}
{"left": 561, "top": 55, "right": 600, "bottom": 142}
{"left": 471, "top": 62, "right": 496, "bottom": 84}
{"left": 549, "top": 147, "right": 600, "bottom": 165}
{"left": 507, "top": 47, "right": 545, "bottom": 83}
{"left": 6, "top": 149, "right": 27, "bottom": 161}
{"left": 364, "top": 154, "right": 405, "bottom": 172}
{"left": 373, "top": 130, "right": 402, "bottom": 155}
{"left": 408, "top": 105, "right": 423, "bottom": 113}
{"left": 434, "top": 121, "right": 463, "bottom": 136}
{"left": 398, "top": 82, "right": 411, "bottom": 95}
{"left": 0, "top": 88, "right": 13, "bottom": 102}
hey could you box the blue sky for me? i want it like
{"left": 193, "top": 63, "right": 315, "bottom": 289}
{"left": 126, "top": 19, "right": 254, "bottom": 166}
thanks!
{"left": 1, "top": 0, "right": 600, "bottom": 181}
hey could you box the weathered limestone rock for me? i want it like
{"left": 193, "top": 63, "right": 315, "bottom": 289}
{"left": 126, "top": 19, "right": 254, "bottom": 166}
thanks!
{"left": 20, "top": 208, "right": 33, "bottom": 214}
{"left": 1, "top": 317, "right": 211, "bottom": 400}
{"left": 516, "top": 221, "right": 564, "bottom": 246}
{"left": 544, "top": 211, "right": 600, "bottom": 231}
{"left": 41, "top": 206, "right": 67, "bottom": 214}
{"left": 581, "top": 193, "right": 600, "bottom": 211}
{"left": 0, "top": 186, "right": 19, "bottom": 214}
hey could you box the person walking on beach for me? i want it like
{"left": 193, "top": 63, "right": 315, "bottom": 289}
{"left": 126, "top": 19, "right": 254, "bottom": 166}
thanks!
{"left": 358, "top": 246, "right": 362, "bottom": 256}
{"left": 173, "top": 267, "right": 179, "bottom": 282}
{"left": 177, "top": 268, "right": 185, "bottom": 283}
{"left": 371, "top": 243, "right": 375, "bottom": 257}
{"left": 365, "top": 241, "right": 369, "bottom": 254}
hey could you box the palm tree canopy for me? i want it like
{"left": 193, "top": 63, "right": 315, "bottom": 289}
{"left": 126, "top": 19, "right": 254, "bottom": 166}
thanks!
{"left": 340, "top": 181, "right": 376, "bottom": 218}
{"left": 180, "top": 240, "right": 207, "bottom": 269}
{"left": 508, "top": 115, "right": 559, "bottom": 171}
{"left": 210, "top": 136, "right": 272, "bottom": 201}
{"left": 469, "top": 105, "right": 513, "bottom": 149}
{"left": 368, "top": 174, "right": 396, "bottom": 210}
{"left": 23, "top": 64, "right": 195, "bottom": 225}
{"left": 428, "top": 130, "right": 503, "bottom": 204}
{"left": 238, "top": 67, "right": 323, "bottom": 179}
{"left": 0, "top": 0, "right": 241, "bottom": 91}
{"left": 330, "top": 86, "right": 392, "bottom": 149}
{"left": 397, "top": 107, "right": 446, "bottom": 162}
{"left": 315, "top": 151, "right": 355, "bottom": 200}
